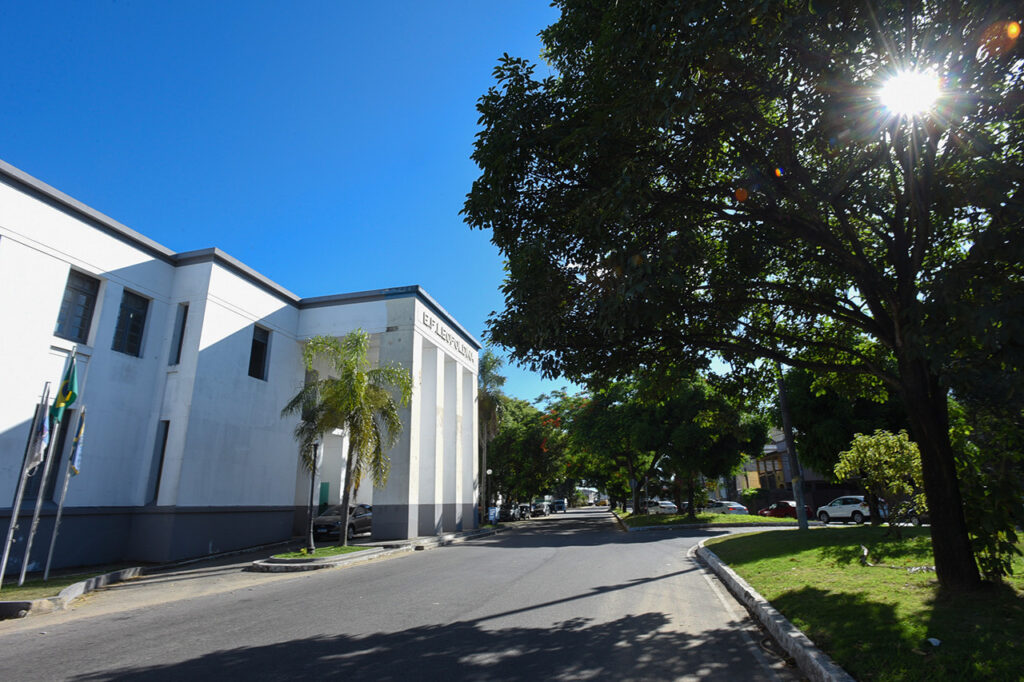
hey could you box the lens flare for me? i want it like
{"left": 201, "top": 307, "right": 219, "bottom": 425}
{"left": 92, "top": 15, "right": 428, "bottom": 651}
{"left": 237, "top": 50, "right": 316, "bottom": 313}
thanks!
{"left": 735, "top": 187, "right": 749, "bottom": 202}
{"left": 1009, "top": 21, "right": 1021, "bottom": 39}
{"left": 880, "top": 71, "right": 940, "bottom": 116}
{"left": 774, "top": 167, "right": 784, "bottom": 178}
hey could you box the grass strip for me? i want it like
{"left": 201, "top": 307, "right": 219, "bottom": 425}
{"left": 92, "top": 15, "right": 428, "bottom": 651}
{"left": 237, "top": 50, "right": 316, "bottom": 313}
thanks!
{"left": 0, "top": 568, "right": 130, "bottom": 601}
{"left": 705, "top": 527, "right": 1024, "bottom": 681}
{"left": 273, "top": 545, "right": 369, "bottom": 559}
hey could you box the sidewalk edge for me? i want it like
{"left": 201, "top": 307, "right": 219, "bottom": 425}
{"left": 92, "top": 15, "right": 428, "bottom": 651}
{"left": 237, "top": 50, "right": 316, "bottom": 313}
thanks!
{"left": 696, "top": 542, "right": 855, "bottom": 682}
{"left": 0, "top": 566, "right": 143, "bottom": 620}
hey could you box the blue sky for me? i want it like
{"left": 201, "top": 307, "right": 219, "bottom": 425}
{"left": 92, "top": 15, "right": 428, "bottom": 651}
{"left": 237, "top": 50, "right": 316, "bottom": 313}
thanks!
{"left": 0, "top": 1, "right": 579, "bottom": 402}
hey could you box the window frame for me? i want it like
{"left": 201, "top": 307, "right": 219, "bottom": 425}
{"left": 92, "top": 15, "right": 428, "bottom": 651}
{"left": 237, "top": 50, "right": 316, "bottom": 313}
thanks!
{"left": 54, "top": 270, "right": 101, "bottom": 344}
{"left": 248, "top": 325, "right": 270, "bottom": 380}
{"left": 111, "top": 289, "right": 150, "bottom": 357}
{"left": 168, "top": 303, "right": 189, "bottom": 365}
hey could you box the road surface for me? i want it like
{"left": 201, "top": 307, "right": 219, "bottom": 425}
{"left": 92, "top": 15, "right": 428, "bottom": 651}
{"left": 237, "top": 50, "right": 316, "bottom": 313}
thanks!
{"left": 0, "top": 507, "right": 797, "bottom": 681}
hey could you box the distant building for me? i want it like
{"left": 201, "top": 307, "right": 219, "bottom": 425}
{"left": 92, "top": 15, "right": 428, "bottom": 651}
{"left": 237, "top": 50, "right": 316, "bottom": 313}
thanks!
{"left": 0, "top": 160, "right": 479, "bottom": 574}
{"left": 735, "top": 429, "right": 837, "bottom": 508}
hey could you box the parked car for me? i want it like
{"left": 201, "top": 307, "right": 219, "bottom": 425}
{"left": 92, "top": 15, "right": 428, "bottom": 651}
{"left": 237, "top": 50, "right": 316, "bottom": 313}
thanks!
{"left": 313, "top": 504, "right": 372, "bottom": 541}
{"left": 651, "top": 500, "right": 678, "bottom": 515}
{"left": 517, "top": 503, "right": 533, "bottom": 519}
{"left": 498, "top": 504, "right": 521, "bottom": 521}
{"left": 757, "top": 500, "right": 812, "bottom": 519}
{"left": 551, "top": 498, "right": 567, "bottom": 512}
{"left": 816, "top": 495, "right": 875, "bottom": 524}
{"left": 531, "top": 501, "right": 550, "bottom": 516}
{"left": 706, "top": 500, "right": 749, "bottom": 515}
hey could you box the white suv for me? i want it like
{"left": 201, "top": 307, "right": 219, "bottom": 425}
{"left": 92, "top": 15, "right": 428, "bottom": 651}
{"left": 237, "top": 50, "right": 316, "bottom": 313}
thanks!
{"left": 817, "top": 496, "right": 873, "bottom": 524}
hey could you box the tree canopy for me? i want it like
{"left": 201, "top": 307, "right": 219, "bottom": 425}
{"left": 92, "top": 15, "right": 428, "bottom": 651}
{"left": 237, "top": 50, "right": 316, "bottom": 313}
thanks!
{"left": 465, "top": 0, "right": 1023, "bottom": 589}
{"left": 835, "top": 429, "right": 925, "bottom": 525}
{"left": 487, "top": 396, "right": 567, "bottom": 504}
{"left": 779, "top": 367, "right": 908, "bottom": 476}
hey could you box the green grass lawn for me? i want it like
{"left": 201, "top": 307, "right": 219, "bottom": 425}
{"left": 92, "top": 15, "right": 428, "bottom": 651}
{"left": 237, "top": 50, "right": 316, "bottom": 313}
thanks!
{"left": 705, "top": 527, "right": 1024, "bottom": 681}
{"left": 273, "top": 545, "right": 369, "bottom": 559}
{"left": 0, "top": 568, "right": 130, "bottom": 601}
{"left": 618, "top": 510, "right": 795, "bottom": 527}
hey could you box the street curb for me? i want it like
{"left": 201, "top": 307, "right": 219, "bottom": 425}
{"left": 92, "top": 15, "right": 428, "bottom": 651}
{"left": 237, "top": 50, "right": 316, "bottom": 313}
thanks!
{"left": 412, "top": 526, "right": 501, "bottom": 551}
{"left": 696, "top": 541, "right": 855, "bottom": 682}
{"left": 0, "top": 566, "right": 142, "bottom": 620}
{"left": 250, "top": 547, "right": 390, "bottom": 572}
{"left": 249, "top": 526, "right": 502, "bottom": 572}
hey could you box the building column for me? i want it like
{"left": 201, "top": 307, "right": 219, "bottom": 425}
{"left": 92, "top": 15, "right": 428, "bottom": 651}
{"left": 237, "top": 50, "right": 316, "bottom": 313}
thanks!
{"left": 370, "top": 330, "right": 421, "bottom": 540}
{"left": 418, "top": 342, "right": 445, "bottom": 535}
{"left": 461, "top": 367, "right": 477, "bottom": 529}
{"left": 442, "top": 357, "right": 458, "bottom": 531}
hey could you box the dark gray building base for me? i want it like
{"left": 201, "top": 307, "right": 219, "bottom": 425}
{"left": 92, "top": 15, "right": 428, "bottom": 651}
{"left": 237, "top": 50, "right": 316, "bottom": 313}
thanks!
{"left": 0, "top": 505, "right": 295, "bottom": 576}
{"left": 374, "top": 503, "right": 479, "bottom": 541}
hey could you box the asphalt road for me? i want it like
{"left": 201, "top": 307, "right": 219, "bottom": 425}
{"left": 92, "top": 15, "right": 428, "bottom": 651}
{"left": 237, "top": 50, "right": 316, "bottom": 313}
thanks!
{"left": 0, "top": 508, "right": 799, "bottom": 681}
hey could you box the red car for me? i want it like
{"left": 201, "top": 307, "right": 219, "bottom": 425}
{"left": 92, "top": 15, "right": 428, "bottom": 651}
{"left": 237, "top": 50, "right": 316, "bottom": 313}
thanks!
{"left": 757, "top": 500, "right": 812, "bottom": 519}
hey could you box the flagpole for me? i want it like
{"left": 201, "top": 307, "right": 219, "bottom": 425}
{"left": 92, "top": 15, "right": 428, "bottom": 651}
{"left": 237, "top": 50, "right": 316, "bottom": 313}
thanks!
{"left": 19, "top": 350, "right": 77, "bottom": 587}
{"left": 44, "top": 407, "right": 84, "bottom": 581}
{"left": 18, "top": 418, "right": 63, "bottom": 587}
{"left": 0, "top": 382, "right": 51, "bottom": 593}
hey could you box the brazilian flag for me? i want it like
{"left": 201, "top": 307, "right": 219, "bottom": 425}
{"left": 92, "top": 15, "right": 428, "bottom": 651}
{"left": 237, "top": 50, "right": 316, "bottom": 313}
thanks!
{"left": 50, "top": 359, "right": 78, "bottom": 425}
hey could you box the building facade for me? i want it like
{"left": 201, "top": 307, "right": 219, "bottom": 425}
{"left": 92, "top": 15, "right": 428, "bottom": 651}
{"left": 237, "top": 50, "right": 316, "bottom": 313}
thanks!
{"left": 0, "top": 160, "right": 479, "bottom": 574}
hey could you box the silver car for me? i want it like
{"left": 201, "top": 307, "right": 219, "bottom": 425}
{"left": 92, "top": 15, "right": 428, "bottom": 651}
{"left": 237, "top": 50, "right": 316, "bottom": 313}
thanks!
{"left": 706, "top": 500, "right": 749, "bottom": 515}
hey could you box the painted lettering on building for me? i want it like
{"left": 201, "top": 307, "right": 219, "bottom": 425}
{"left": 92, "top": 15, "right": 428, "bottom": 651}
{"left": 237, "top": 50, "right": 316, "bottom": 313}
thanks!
{"left": 422, "top": 312, "right": 475, "bottom": 362}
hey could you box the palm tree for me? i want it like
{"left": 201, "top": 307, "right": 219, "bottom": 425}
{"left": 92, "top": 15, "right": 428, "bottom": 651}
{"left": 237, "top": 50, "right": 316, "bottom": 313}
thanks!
{"left": 283, "top": 331, "right": 412, "bottom": 547}
{"left": 478, "top": 348, "right": 506, "bottom": 521}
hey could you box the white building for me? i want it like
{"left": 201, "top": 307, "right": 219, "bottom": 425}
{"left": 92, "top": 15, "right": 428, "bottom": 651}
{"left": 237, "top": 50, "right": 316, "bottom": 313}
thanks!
{"left": 0, "top": 159, "right": 479, "bottom": 573}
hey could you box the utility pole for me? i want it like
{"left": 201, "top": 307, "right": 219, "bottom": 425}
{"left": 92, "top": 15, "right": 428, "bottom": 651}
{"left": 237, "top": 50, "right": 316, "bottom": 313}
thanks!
{"left": 776, "top": 362, "right": 809, "bottom": 531}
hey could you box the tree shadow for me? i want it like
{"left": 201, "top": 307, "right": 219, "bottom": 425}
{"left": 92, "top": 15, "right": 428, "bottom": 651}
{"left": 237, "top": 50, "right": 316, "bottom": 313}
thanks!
{"left": 69, "top": 612, "right": 775, "bottom": 681}
{"left": 769, "top": 586, "right": 909, "bottom": 680}
{"left": 922, "top": 581, "right": 1024, "bottom": 680}
{"left": 815, "top": 531, "right": 932, "bottom": 567}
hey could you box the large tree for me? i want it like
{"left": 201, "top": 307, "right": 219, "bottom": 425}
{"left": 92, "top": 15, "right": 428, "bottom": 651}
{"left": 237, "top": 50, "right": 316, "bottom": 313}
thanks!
{"left": 488, "top": 396, "right": 568, "bottom": 505}
{"left": 465, "top": 0, "right": 1024, "bottom": 589}
{"left": 478, "top": 348, "right": 507, "bottom": 517}
{"left": 283, "top": 332, "right": 412, "bottom": 547}
{"left": 635, "top": 374, "right": 768, "bottom": 519}
{"left": 568, "top": 381, "right": 657, "bottom": 514}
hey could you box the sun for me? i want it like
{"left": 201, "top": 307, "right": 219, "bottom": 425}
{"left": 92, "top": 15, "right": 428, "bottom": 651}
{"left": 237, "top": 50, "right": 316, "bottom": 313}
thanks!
{"left": 879, "top": 70, "right": 941, "bottom": 117}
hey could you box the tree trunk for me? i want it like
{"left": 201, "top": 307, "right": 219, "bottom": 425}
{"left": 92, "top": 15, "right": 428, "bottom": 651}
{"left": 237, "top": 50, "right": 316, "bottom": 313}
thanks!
{"left": 686, "top": 476, "right": 697, "bottom": 520}
{"left": 338, "top": 440, "right": 357, "bottom": 547}
{"left": 898, "top": 357, "right": 980, "bottom": 589}
{"left": 307, "top": 450, "right": 318, "bottom": 553}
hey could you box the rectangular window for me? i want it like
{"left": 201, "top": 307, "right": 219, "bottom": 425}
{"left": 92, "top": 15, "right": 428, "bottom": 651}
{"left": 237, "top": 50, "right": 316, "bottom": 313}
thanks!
{"left": 54, "top": 270, "right": 100, "bottom": 343}
{"left": 147, "top": 420, "right": 169, "bottom": 504}
{"left": 248, "top": 326, "right": 270, "bottom": 380}
{"left": 111, "top": 290, "right": 149, "bottom": 356}
{"left": 168, "top": 303, "right": 189, "bottom": 365}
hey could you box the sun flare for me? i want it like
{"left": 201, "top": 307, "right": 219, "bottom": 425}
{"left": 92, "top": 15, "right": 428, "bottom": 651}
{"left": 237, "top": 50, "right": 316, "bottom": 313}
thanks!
{"left": 879, "top": 71, "right": 940, "bottom": 117}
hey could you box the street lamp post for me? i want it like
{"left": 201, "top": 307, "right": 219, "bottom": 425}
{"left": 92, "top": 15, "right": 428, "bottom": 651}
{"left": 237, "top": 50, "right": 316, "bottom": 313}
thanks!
{"left": 485, "top": 468, "right": 493, "bottom": 524}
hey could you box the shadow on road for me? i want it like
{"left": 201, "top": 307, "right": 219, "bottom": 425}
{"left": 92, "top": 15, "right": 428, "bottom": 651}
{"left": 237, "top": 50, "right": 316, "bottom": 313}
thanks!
{"left": 71, "top": 612, "right": 766, "bottom": 681}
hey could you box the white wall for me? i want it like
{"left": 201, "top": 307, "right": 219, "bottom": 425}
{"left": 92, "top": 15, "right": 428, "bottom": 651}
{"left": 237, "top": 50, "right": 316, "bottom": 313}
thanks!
{"left": 1, "top": 163, "right": 481, "bottom": 542}
{"left": 0, "top": 175, "right": 178, "bottom": 507}
{"left": 174, "top": 263, "right": 302, "bottom": 507}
